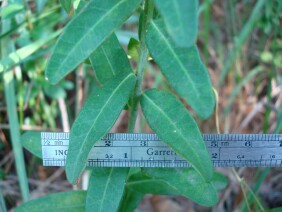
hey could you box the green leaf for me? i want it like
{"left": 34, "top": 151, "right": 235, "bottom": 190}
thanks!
{"left": 89, "top": 33, "right": 131, "bottom": 84}
{"left": 118, "top": 188, "right": 143, "bottom": 212}
{"left": 15, "top": 191, "right": 86, "bottom": 212}
{"left": 1, "top": 3, "right": 24, "bottom": 19}
{"left": 146, "top": 19, "right": 214, "bottom": 119}
{"left": 86, "top": 168, "right": 129, "bottom": 211}
{"left": 140, "top": 89, "right": 213, "bottom": 181}
{"left": 154, "top": 0, "right": 198, "bottom": 47}
{"left": 66, "top": 73, "right": 136, "bottom": 183}
{"left": 60, "top": 0, "right": 73, "bottom": 13}
{"left": 46, "top": 0, "right": 141, "bottom": 84}
{"left": 0, "top": 30, "right": 62, "bottom": 74}
{"left": 128, "top": 37, "right": 140, "bottom": 61}
{"left": 43, "top": 84, "right": 67, "bottom": 99}
{"left": 212, "top": 172, "right": 228, "bottom": 191}
{"left": 21, "top": 131, "right": 42, "bottom": 159}
{"left": 127, "top": 168, "right": 218, "bottom": 206}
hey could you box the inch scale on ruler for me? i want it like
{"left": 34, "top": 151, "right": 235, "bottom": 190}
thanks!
{"left": 41, "top": 132, "right": 282, "bottom": 168}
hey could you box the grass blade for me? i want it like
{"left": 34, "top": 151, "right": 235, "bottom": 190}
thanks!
{"left": 0, "top": 29, "right": 62, "bottom": 74}
{"left": 223, "top": 66, "right": 264, "bottom": 116}
{"left": 217, "top": 0, "right": 267, "bottom": 86}
{"left": 1, "top": 15, "right": 29, "bottom": 202}
{"left": 0, "top": 190, "right": 7, "bottom": 212}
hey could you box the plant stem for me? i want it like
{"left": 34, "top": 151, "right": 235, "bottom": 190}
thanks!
{"left": 128, "top": 0, "right": 154, "bottom": 132}
{"left": 0, "top": 190, "right": 7, "bottom": 212}
{"left": 22, "top": 0, "right": 33, "bottom": 31}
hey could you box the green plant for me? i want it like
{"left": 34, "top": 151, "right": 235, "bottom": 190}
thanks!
{"left": 15, "top": 0, "right": 228, "bottom": 211}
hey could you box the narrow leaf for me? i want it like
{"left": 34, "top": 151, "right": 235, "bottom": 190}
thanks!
{"left": 89, "top": 33, "right": 131, "bottom": 84}
{"left": 0, "top": 30, "right": 62, "bottom": 74}
{"left": 21, "top": 131, "right": 42, "bottom": 159}
{"left": 46, "top": 0, "right": 141, "bottom": 84}
{"left": 126, "top": 169, "right": 219, "bottom": 206}
{"left": 86, "top": 168, "right": 129, "bottom": 211}
{"left": 66, "top": 73, "right": 136, "bottom": 183}
{"left": 154, "top": 0, "right": 198, "bottom": 47}
{"left": 1, "top": 3, "right": 23, "bottom": 19}
{"left": 15, "top": 191, "right": 86, "bottom": 212}
{"left": 140, "top": 89, "right": 213, "bottom": 181}
{"left": 146, "top": 19, "right": 214, "bottom": 119}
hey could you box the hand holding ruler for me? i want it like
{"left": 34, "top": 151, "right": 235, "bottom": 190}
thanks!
{"left": 41, "top": 132, "right": 282, "bottom": 168}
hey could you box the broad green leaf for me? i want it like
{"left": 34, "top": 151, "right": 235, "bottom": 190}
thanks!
{"left": 154, "top": 0, "right": 198, "bottom": 47}
{"left": 66, "top": 73, "right": 136, "bottom": 183}
{"left": 46, "top": 0, "right": 141, "bottom": 84}
{"left": 118, "top": 188, "right": 143, "bottom": 212}
{"left": 60, "top": 0, "right": 73, "bottom": 13}
{"left": 21, "top": 131, "right": 42, "bottom": 159}
{"left": 89, "top": 33, "right": 131, "bottom": 84}
{"left": 146, "top": 20, "right": 214, "bottom": 119}
{"left": 126, "top": 168, "right": 219, "bottom": 206}
{"left": 15, "top": 191, "right": 86, "bottom": 212}
{"left": 140, "top": 89, "right": 213, "bottom": 181}
{"left": 0, "top": 30, "right": 62, "bottom": 74}
{"left": 86, "top": 168, "right": 129, "bottom": 211}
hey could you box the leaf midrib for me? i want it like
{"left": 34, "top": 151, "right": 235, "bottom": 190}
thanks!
{"left": 142, "top": 93, "right": 205, "bottom": 179}
{"left": 72, "top": 74, "right": 133, "bottom": 176}
{"left": 56, "top": 0, "right": 128, "bottom": 73}
{"left": 150, "top": 21, "right": 198, "bottom": 97}
{"left": 171, "top": 0, "right": 184, "bottom": 36}
{"left": 100, "top": 168, "right": 113, "bottom": 211}
{"left": 101, "top": 45, "right": 116, "bottom": 76}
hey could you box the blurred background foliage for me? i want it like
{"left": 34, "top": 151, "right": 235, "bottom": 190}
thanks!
{"left": 0, "top": 0, "right": 281, "bottom": 211}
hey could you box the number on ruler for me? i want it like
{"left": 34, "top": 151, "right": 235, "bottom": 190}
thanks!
{"left": 245, "top": 141, "right": 251, "bottom": 147}
{"left": 211, "top": 141, "right": 218, "bottom": 147}
{"left": 212, "top": 153, "right": 218, "bottom": 159}
{"left": 105, "top": 140, "right": 112, "bottom": 146}
{"left": 140, "top": 141, "right": 148, "bottom": 146}
{"left": 105, "top": 154, "right": 113, "bottom": 159}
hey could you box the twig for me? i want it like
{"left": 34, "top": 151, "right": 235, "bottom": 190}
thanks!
{"left": 30, "top": 168, "right": 65, "bottom": 199}
{"left": 58, "top": 98, "right": 70, "bottom": 132}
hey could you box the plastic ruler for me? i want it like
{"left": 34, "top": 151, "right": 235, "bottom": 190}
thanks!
{"left": 41, "top": 132, "right": 282, "bottom": 168}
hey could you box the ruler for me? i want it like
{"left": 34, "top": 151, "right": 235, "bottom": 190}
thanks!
{"left": 41, "top": 132, "right": 282, "bottom": 168}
